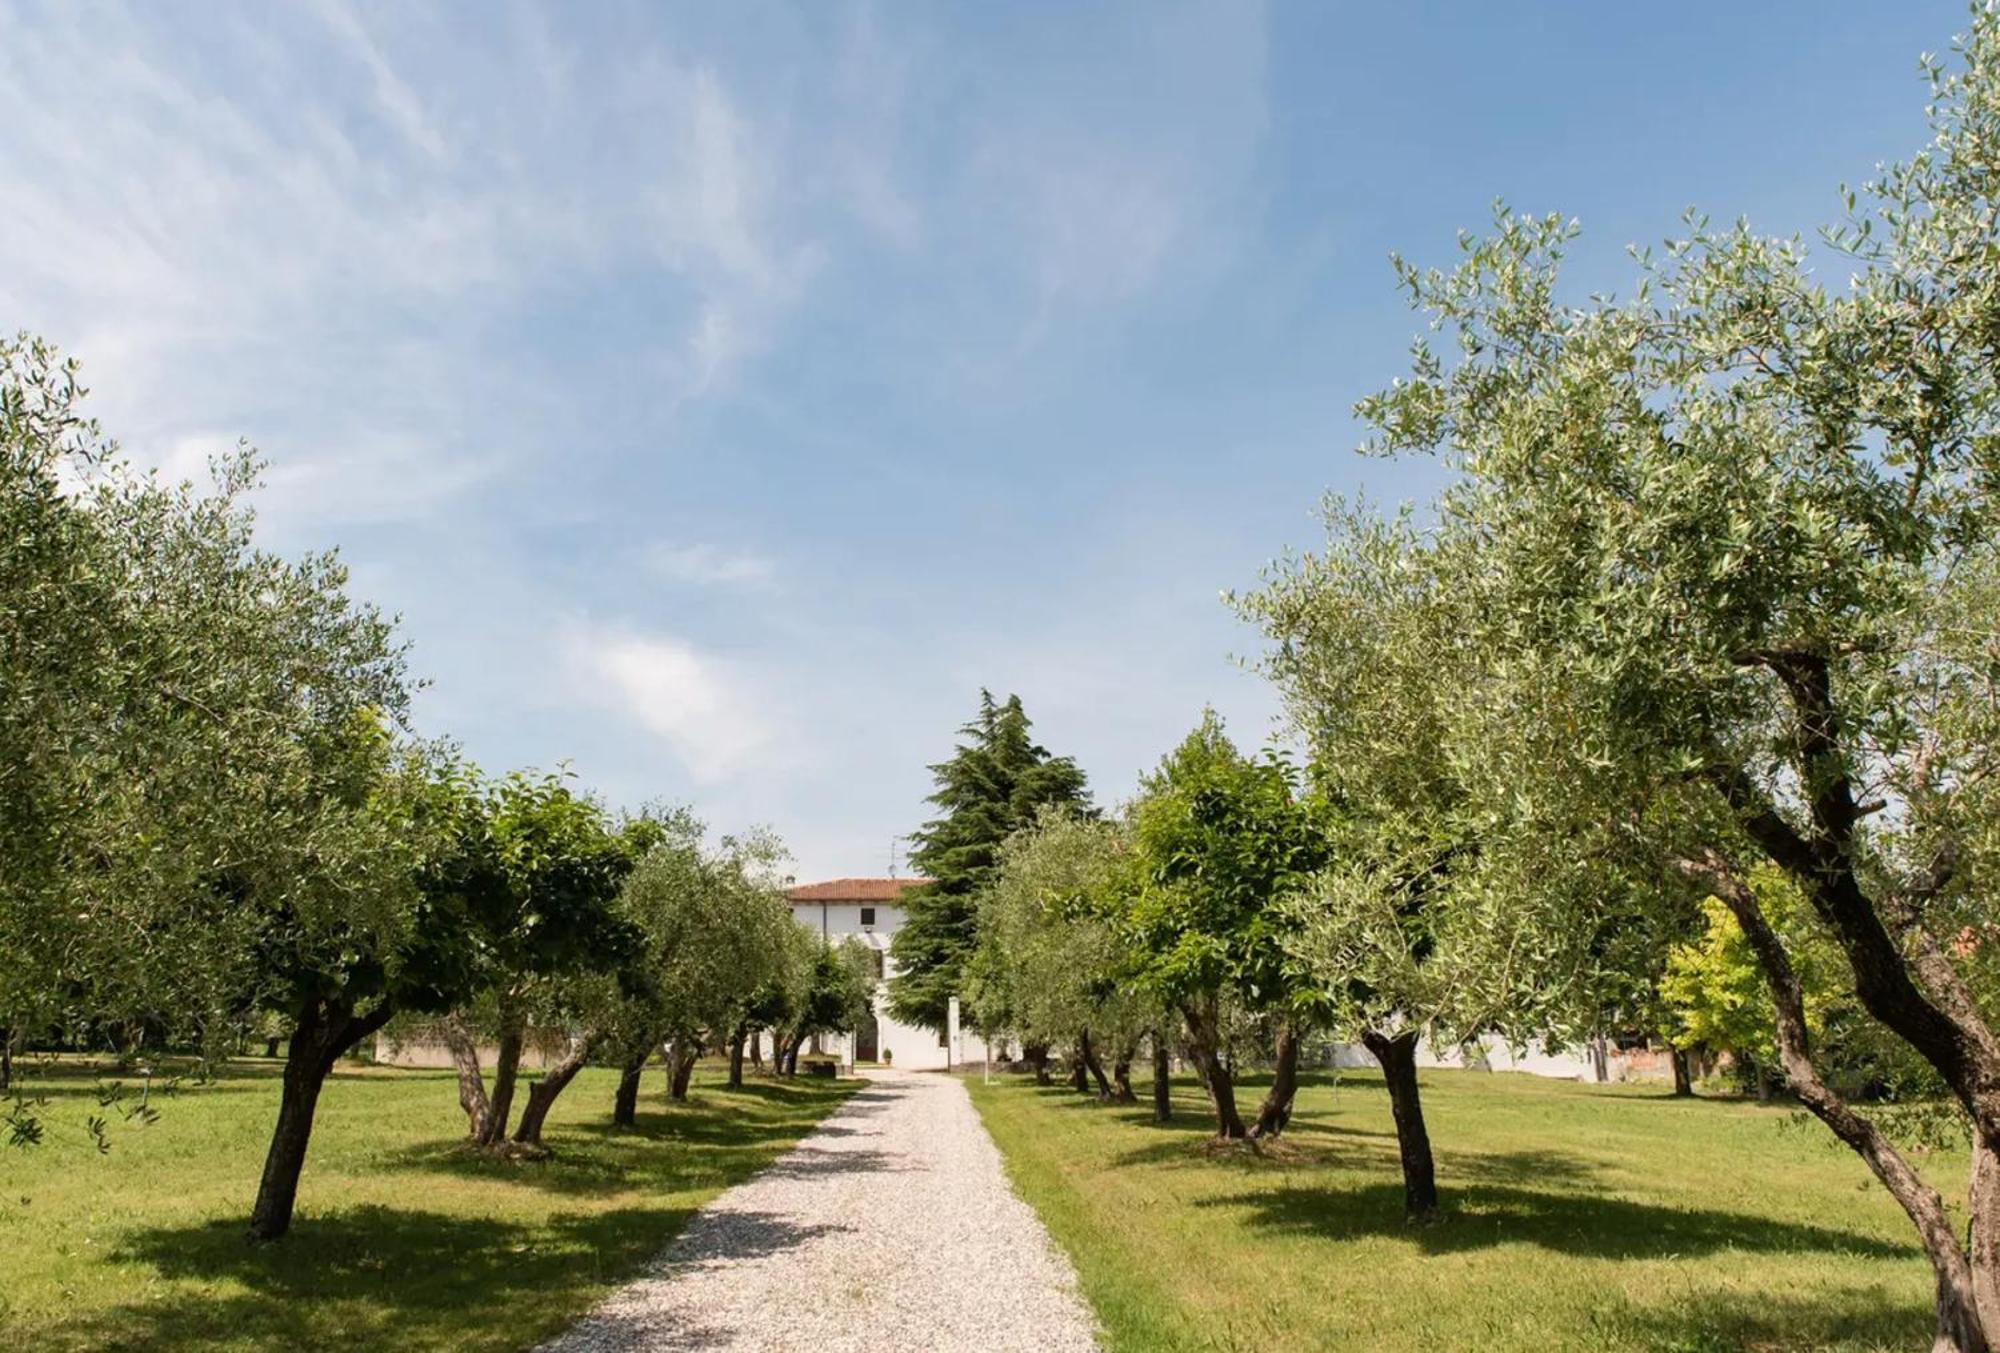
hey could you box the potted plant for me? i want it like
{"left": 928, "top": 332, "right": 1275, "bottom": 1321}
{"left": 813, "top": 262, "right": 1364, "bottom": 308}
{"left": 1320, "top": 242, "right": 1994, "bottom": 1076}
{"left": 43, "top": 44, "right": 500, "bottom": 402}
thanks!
{"left": 882, "top": 1048, "right": 893, "bottom": 1067}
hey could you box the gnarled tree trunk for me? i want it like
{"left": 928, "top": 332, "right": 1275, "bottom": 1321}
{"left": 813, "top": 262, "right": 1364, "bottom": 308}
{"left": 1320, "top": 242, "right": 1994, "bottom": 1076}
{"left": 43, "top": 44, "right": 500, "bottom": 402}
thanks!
{"left": 512, "top": 1030, "right": 596, "bottom": 1146}
{"left": 613, "top": 1046, "right": 647, "bottom": 1127}
{"left": 480, "top": 1003, "right": 527, "bottom": 1148}
{"left": 1251, "top": 1016, "right": 1301, "bottom": 1139}
{"left": 1109, "top": 1038, "right": 1138, "bottom": 1104}
{"left": 728, "top": 1022, "right": 747, "bottom": 1089}
{"left": 1027, "top": 1043, "right": 1052, "bottom": 1086}
{"left": 248, "top": 996, "right": 395, "bottom": 1241}
{"left": 1152, "top": 1031, "right": 1172, "bottom": 1122}
{"left": 440, "top": 1012, "right": 496, "bottom": 1141}
{"left": 668, "top": 1038, "right": 698, "bottom": 1100}
{"left": 1080, "top": 1030, "right": 1114, "bottom": 1099}
{"left": 1361, "top": 1027, "right": 1438, "bottom": 1220}
{"left": 1180, "top": 999, "right": 1246, "bottom": 1139}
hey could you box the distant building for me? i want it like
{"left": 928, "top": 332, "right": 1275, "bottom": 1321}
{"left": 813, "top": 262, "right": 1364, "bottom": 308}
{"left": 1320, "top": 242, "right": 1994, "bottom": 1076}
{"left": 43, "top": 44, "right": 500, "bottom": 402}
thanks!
{"left": 782, "top": 876, "right": 992, "bottom": 1072}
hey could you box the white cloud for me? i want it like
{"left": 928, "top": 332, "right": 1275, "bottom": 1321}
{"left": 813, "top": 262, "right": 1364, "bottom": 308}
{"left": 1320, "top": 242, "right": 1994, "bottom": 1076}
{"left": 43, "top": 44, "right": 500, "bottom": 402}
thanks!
{"left": 564, "top": 624, "right": 777, "bottom": 782}
{"left": 642, "top": 542, "right": 778, "bottom": 588}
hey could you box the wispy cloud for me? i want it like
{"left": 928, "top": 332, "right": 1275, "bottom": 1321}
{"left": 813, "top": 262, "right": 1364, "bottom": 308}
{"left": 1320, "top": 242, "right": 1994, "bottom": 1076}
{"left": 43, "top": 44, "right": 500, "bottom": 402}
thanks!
{"left": 563, "top": 624, "right": 777, "bottom": 783}
{"left": 642, "top": 542, "right": 778, "bottom": 588}
{"left": 309, "top": 0, "right": 448, "bottom": 161}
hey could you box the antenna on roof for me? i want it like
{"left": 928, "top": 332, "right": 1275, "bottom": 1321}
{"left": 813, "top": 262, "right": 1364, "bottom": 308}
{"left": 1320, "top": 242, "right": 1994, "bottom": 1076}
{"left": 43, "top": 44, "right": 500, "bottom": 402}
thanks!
{"left": 888, "top": 836, "right": 901, "bottom": 878}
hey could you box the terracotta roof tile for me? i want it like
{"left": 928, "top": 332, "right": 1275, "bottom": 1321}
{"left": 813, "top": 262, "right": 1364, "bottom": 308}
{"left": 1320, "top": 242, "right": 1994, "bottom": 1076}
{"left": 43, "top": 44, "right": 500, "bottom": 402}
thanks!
{"left": 786, "top": 877, "right": 927, "bottom": 902}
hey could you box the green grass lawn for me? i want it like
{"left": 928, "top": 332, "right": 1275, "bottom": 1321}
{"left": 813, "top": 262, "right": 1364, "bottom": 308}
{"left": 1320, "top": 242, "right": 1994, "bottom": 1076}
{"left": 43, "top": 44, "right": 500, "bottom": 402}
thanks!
{"left": 0, "top": 1057, "right": 855, "bottom": 1350}
{"left": 968, "top": 1067, "right": 1955, "bottom": 1352}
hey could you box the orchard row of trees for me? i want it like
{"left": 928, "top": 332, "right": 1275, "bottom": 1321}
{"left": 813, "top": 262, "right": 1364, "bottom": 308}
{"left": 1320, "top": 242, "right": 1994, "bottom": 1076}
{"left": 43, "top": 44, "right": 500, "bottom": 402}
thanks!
{"left": 897, "top": 15, "right": 2000, "bottom": 1350}
{"left": 0, "top": 338, "right": 872, "bottom": 1240}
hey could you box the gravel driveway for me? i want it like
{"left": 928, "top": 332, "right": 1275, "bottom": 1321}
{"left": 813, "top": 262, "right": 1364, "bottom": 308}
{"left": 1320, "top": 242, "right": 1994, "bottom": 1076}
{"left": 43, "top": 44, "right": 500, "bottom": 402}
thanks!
{"left": 539, "top": 1068, "right": 1100, "bottom": 1352}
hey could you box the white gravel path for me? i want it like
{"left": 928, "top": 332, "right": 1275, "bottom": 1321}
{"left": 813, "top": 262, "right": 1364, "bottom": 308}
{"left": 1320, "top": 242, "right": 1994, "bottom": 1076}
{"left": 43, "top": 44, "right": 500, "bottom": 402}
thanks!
{"left": 539, "top": 1068, "right": 1100, "bottom": 1352}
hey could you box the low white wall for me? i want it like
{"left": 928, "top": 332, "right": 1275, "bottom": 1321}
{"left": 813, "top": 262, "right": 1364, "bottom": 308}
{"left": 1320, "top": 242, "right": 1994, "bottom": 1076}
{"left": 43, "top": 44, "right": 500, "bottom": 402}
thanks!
{"left": 373, "top": 1034, "right": 566, "bottom": 1071}
{"left": 1332, "top": 1033, "right": 1670, "bottom": 1084}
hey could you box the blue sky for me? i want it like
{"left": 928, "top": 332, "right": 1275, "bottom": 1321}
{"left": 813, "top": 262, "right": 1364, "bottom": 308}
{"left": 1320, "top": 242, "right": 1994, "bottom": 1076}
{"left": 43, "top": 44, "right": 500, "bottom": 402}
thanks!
{"left": 1, "top": 2, "right": 1968, "bottom": 879}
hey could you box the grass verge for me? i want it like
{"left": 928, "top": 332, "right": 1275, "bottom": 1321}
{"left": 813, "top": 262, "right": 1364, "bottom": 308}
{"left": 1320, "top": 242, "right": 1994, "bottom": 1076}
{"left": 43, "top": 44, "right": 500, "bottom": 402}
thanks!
{"left": 968, "top": 1066, "right": 1952, "bottom": 1352}
{"left": 1, "top": 1058, "right": 855, "bottom": 1350}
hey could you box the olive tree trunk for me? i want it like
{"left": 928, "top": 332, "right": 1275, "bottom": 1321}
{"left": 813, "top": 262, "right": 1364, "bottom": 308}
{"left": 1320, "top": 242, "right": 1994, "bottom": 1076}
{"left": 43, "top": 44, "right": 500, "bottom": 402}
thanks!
{"left": 613, "top": 1047, "right": 646, "bottom": 1127}
{"left": 727, "top": 1022, "right": 747, "bottom": 1089}
{"left": 1675, "top": 848, "right": 1998, "bottom": 1352}
{"left": 1152, "top": 1031, "right": 1172, "bottom": 1123}
{"left": 1670, "top": 1046, "right": 1693, "bottom": 1097}
{"left": 1251, "top": 1016, "right": 1301, "bottom": 1139}
{"left": 1109, "top": 1038, "right": 1138, "bottom": 1104}
{"left": 668, "top": 1039, "right": 698, "bottom": 1100}
{"left": 1080, "top": 1030, "right": 1115, "bottom": 1098}
{"left": 247, "top": 997, "right": 395, "bottom": 1241}
{"left": 1360, "top": 1027, "right": 1438, "bottom": 1221}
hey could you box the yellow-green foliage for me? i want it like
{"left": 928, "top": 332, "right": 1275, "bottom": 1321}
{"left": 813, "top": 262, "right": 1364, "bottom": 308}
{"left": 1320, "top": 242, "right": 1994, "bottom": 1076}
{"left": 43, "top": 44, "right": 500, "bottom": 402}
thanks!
{"left": 1659, "top": 865, "right": 1845, "bottom": 1070}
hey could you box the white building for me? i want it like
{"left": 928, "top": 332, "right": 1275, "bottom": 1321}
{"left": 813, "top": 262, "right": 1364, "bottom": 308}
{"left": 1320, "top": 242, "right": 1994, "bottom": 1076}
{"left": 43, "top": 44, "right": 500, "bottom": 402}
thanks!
{"left": 782, "top": 877, "right": 992, "bottom": 1072}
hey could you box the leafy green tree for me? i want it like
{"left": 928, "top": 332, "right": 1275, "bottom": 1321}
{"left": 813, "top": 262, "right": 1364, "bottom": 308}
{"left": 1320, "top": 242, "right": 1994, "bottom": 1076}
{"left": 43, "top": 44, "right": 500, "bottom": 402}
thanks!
{"left": 1341, "top": 13, "right": 2000, "bottom": 1340}
{"left": 889, "top": 692, "right": 1090, "bottom": 1033}
{"left": 433, "top": 772, "right": 635, "bottom": 1146}
{"left": 1125, "top": 712, "right": 1327, "bottom": 1139}
{"left": 976, "top": 808, "right": 1157, "bottom": 1102}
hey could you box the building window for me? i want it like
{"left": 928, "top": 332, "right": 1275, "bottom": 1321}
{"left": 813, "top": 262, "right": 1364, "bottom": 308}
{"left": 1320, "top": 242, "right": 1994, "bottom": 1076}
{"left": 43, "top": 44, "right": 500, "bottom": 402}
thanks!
{"left": 860, "top": 907, "right": 876, "bottom": 928}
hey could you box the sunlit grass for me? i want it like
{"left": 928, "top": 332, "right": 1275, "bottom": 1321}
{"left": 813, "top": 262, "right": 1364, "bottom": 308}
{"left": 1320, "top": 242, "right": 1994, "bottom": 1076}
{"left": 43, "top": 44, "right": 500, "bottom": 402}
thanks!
{"left": 0, "top": 1057, "right": 855, "bottom": 1350}
{"left": 970, "top": 1066, "right": 1951, "bottom": 1352}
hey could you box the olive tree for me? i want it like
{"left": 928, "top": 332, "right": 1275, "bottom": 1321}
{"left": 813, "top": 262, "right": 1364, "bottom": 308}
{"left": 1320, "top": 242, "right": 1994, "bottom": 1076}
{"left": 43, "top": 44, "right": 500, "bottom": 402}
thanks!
{"left": 1240, "top": 510, "right": 1643, "bottom": 1215}
{"left": 0, "top": 334, "right": 474, "bottom": 1238}
{"left": 1344, "top": 13, "right": 2000, "bottom": 1342}
{"left": 977, "top": 809, "right": 1158, "bottom": 1102}
{"left": 605, "top": 828, "right": 793, "bottom": 1107}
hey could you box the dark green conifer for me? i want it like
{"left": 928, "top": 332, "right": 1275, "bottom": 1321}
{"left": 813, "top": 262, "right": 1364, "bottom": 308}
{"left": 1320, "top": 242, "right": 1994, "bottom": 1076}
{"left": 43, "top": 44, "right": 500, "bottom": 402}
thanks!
{"left": 887, "top": 691, "right": 1090, "bottom": 1033}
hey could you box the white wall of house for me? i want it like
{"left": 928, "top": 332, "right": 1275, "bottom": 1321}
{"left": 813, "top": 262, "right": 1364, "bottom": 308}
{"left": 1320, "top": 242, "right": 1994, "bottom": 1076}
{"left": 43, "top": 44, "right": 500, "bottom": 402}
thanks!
{"left": 784, "top": 897, "right": 1003, "bottom": 1072}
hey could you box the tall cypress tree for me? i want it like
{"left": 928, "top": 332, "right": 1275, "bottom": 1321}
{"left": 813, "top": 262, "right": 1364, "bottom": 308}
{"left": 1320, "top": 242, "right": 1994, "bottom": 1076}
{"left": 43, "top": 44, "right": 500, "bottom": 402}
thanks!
{"left": 887, "top": 691, "right": 1090, "bottom": 1033}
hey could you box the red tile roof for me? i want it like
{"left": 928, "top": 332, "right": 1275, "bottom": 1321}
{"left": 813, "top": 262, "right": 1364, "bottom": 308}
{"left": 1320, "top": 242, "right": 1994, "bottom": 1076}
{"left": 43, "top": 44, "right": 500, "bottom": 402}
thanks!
{"left": 786, "top": 877, "right": 927, "bottom": 903}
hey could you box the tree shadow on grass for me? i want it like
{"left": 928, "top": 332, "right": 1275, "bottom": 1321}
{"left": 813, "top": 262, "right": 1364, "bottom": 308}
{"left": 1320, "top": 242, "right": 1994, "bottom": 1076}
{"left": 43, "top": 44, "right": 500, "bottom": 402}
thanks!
{"left": 1602, "top": 1284, "right": 1930, "bottom": 1351}
{"left": 58, "top": 1205, "right": 680, "bottom": 1351}
{"left": 1200, "top": 1178, "right": 1915, "bottom": 1263}
{"left": 371, "top": 1079, "right": 861, "bottom": 1199}
{"left": 57, "top": 1200, "right": 848, "bottom": 1352}
{"left": 376, "top": 1124, "right": 814, "bottom": 1199}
